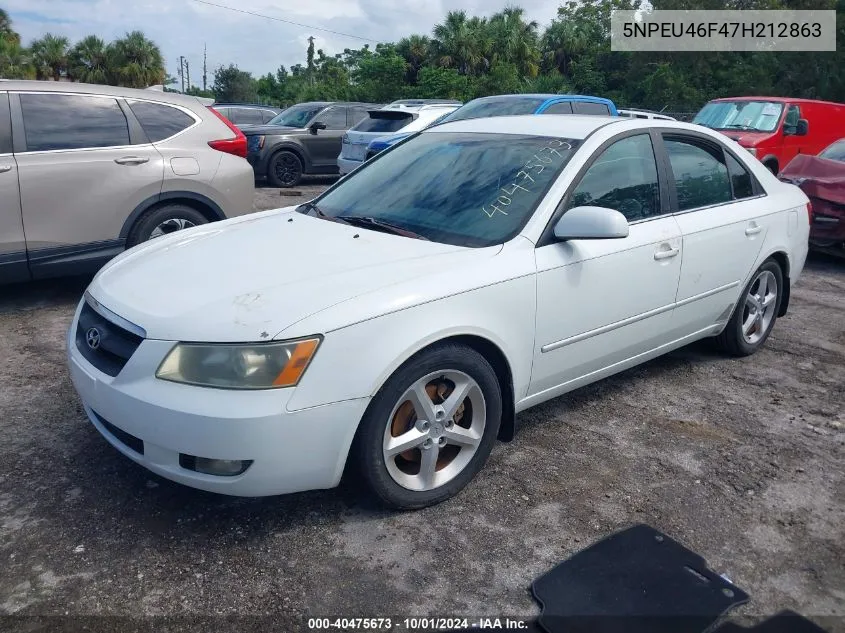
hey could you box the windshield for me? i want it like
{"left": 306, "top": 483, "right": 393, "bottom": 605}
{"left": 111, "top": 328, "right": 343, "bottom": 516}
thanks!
{"left": 819, "top": 139, "right": 845, "bottom": 162}
{"left": 303, "top": 132, "right": 579, "bottom": 247}
{"left": 268, "top": 104, "right": 325, "bottom": 128}
{"left": 693, "top": 101, "right": 783, "bottom": 132}
{"left": 439, "top": 97, "right": 547, "bottom": 124}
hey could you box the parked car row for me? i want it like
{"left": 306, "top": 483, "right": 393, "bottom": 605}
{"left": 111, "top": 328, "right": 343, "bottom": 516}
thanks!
{"left": 0, "top": 81, "right": 255, "bottom": 285}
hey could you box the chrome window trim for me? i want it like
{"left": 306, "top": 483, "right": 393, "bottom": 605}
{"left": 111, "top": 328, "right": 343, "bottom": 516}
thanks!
{"left": 14, "top": 90, "right": 201, "bottom": 153}
{"left": 670, "top": 193, "right": 768, "bottom": 217}
{"left": 84, "top": 291, "right": 147, "bottom": 339}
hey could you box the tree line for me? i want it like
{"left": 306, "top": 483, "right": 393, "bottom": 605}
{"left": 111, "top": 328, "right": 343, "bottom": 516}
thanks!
{"left": 3, "top": 0, "right": 844, "bottom": 113}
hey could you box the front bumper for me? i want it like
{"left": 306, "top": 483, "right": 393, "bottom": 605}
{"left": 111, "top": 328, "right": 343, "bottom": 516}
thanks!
{"left": 66, "top": 302, "right": 369, "bottom": 497}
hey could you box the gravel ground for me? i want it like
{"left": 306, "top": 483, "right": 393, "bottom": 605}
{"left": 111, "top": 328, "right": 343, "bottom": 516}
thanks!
{"left": 0, "top": 185, "right": 843, "bottom": 632}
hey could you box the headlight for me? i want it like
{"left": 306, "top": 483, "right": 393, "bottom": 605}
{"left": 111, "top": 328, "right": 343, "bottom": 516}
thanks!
{"left": 156, "top": 337, "right": 321, "bottom": 389}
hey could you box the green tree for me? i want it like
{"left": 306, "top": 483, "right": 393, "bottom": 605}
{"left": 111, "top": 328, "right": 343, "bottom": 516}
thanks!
{"left": 432, "top": 11, "right": 487, "bottom": 75}
{"left": 396, "top": 35, "right": 432, "bottom": 85}
{"left": 416, "top": 66, "right": 472, "bottom": 99}
{"left": 0, "top": 8, "right": 20, "bottom": 45}
{"left": 487, "top": 7, "right": 541, "bottom": 78}
{"left": 30, "top": 33, "right": 69, "bottom": 81}
{"left": 212, "top": 64, "right": 258, "bottom": 102}
{"left": 108, "top": 31, "right": 165, "bottom": 88}
{"left": 68, "top": 35, "right": 109, "bottom": 83}
{"left": 353, "top": 44, "right": 407, "bottom": 102}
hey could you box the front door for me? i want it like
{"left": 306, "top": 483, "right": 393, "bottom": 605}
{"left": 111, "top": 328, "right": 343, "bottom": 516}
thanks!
{"left": 12, "top": 92, "right": 163, "bottom": 275}
{"left": 0, "top": 92, "right": 28, "bottom": 283}
{"left": 530, "top": 132, "right": 683, "bottom": 398}
{"left": 305, "top": 106, "right": 349, "bottom": 168}
{"left": 663, "top": 132, "right": 771, "bottom": 334}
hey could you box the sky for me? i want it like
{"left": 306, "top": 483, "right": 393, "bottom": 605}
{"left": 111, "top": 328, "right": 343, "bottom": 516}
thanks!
{"left": 5, "top": 0, "right": 563, "bottom": 89}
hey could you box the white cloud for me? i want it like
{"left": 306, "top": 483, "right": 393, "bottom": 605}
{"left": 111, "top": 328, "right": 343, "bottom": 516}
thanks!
{"left": 6, "top": 0, "right": 562, "bottom": 88}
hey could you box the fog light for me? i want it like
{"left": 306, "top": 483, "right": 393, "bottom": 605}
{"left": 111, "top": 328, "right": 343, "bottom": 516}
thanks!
{"left": 180, "top": 454, "right": 252, "bottom": 476}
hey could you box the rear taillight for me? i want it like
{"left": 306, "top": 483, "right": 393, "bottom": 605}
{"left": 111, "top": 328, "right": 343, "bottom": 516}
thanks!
{"left": 206, "top": 107, "right": 248, "bottom": 159}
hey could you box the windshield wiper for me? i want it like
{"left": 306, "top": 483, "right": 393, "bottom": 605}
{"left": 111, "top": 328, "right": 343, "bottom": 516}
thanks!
{"left": 298, "top": 201, "right": 351, "bottom": 225}
{"left": 338, "top": 215, "right": 430, "bottom": 240}
{"left": 723, "top": 124, "right": 753, "bottom": 130}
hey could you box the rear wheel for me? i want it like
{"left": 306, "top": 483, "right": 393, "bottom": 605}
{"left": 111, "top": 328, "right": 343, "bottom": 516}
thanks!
{"left": 764, "top": 160, "right": 779, "bottom": 176}
{"left": 268, "top": 150, "right": 303, "bottom": 188}
{"left": 127, "top": 204, "right": 208, "bottom": 247}
{"left": 351, "top": 344, "right": 502, "bottom": 509}
{"left": 716, "top": 259, "right": 783, "bottom": 356}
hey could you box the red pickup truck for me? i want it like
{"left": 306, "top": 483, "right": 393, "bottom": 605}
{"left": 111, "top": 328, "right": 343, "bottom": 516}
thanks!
{"left": 692, "top": 96, "right": 845, "bottom": 175}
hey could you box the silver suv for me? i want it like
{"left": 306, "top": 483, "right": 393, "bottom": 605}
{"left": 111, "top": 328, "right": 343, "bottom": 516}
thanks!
{"left": 0, "top": 81, "right": 255, "bottom": 284}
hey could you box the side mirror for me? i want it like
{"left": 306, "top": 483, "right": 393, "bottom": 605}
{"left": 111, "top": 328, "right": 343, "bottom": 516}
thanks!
{"left": 796, "top": 119, "right": 809, "bottom": 136}
{"left": 309, "top": 121, "right": 327, "bottom": 134}
{"left": 554, "top": 206, "right": 629, "bottom": 241}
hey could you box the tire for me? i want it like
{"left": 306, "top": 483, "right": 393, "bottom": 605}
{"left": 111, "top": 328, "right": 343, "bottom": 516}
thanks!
{"left": 764, "top": 160, "right": 778, "bottom": 176}
{"left": 268, "top": 150, "right": 303, "bottom": 188}
{"left": 351, "top": 343, "right": 502, "bottom": 510}
{"left": 127, "top": 204, "right": 208, "bottom": 247}
{"left": 716, "top": 259, "right": 784, "bottom": 357}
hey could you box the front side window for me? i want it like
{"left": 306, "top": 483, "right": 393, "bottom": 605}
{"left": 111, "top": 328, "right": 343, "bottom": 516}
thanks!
{"left": 314, "top": 107, "right": 348, "bottom": 130}
{"left": 268, "top": 104, "right": 325, "bottom": 128}
{"left": 128, "top": 100, "right": 195, "bottom": 142}
{"left": 567, "top": 134, "right": 661, "bottom": 221}
{"left": 304, "top": 132, "right": 580, "bottom": 247}
{"left": 542, "top": 102, "right": 573, "bottom": 115}
{"left": 819, "top": 139, "right": 845, "bottom": 162}
{"left": 693, "top": 100, "right": 784, "bottom": 133}
{"left": 21, "top": 93, "right": 129, "bottom": 151}
{"left": 0, "top": 93, "right": 11, "bottom": 154}
{"left": 783, "top": 105, "right": 801, "bottom": 132}
{"left": 664, "top": 136, "right": 732, "bottom": 211}
{"left": 439, "top": 97, "right": 547, "bottom": 123}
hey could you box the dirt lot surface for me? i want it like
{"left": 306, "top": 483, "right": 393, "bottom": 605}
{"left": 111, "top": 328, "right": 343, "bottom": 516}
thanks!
{"left": 0, "top": 184, "right": 843, "bottom": 631}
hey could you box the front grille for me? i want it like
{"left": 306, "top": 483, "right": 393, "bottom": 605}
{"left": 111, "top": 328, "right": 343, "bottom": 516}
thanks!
{"left": 75, "top": 302, "right": 143, "bottom": 377}
{"left": 92, "top": 411, "right": 144, "bottom": 455}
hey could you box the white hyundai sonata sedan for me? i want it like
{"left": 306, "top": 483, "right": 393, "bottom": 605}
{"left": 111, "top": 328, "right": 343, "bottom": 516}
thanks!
{"left": 67, "top": 114, "right": 810, "bottom": 509}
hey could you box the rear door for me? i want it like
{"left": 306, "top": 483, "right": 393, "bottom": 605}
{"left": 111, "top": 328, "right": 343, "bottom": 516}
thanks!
{"left": 11, "top": 92, "right": 164, "bottom": 276}
{"left": 664, "top": 131, "right": 771, "bottom": 334}
{"left": 0, "top": 92, "right": 28, "bottom": 283}
{"left": 306, "top": 106, "right": 349, "bottom": 167}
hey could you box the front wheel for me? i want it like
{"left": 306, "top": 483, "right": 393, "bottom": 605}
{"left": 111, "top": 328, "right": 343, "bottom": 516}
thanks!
{"left": 127, "top": 204, "right": 208, "bottom": 247}
{"left": 268, "top": 150, "right": 303, "bottom": 188}
{"left": 716, "top": 259, "right": 783, "bottom": 356}
{"left": 351, "top": 344, "right": 502, "bottom": 509}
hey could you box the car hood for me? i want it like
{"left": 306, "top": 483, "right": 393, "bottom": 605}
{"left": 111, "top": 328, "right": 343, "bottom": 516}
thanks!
{"left": 780, "top": 154, "right": 845, "bottom": 205}
{"left": 87, "top": 209, "right": 492, "bottom": 342}
{"left": 716, "top": 130, "right": 772, "bottom": 146}
{"left": 239, "top": 124, "right": 303, "bottom": 136}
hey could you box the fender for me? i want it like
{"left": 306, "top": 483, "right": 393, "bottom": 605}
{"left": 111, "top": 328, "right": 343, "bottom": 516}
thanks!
{"left": 119, "top": 192, "right": 225, "bottom": 239}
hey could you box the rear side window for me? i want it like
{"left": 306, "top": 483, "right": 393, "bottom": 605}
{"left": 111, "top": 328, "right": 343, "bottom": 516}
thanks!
{"left": 314, "top": 107, "right": 348, "bottom": 130}
{"left": 262, "top": 110, "right": 278, "bottom": 123}
{"left": 228, "top": 107, "right": 262, "bottom": 125}
{"left": 348, "top": 107, "right": 370, "bottom": 127}
{"left": 726, "top": 153, "right": 755, "bottom": 199}
{"left": 443, "top": 97, "right": 546, "bottom": 122}
{"left": 573, "top": 101, "right": 611, "bottom": 115}
{"left": 0, "top": 93, "right": 11, "bottom": 154}
{"left": 664, "top": 136, "right": 732, "bottom": 211}
{"left": 20, "top": 93, "right": 130, "bottom": 151}
{"left": 353, "top": 113, "right": 413, "bottom": 133}
{"left": 128, "top": 100, "right": 196, "bottom": 142}
{"left": 542, "top": 102, "right": 573, "bottom": 114}
{"left": 568, "top": 133, "right": 661, "bottom": 221}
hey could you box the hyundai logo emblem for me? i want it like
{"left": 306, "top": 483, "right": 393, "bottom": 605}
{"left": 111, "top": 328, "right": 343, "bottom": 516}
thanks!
{"left": 86, "top": 327, "right": 101, "bottom": 350}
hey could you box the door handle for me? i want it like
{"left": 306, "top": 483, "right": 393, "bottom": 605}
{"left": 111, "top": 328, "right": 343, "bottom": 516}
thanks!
{"left": 114, "top": 156, "right": 150, "bottom": 165}
{"left": 654, "top": 246, "right": 680, "bottom": 261}
{"left": 0, "top": 165, "right": 11, "bottom": 173}
{"left": 745, "top": 223, "right": 762, "bottom": 236}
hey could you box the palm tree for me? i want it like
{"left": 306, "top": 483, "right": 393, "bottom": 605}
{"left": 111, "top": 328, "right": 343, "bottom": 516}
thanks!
{"left": 30, "top": 33, "right": 69, "bottom": 81}
{"left": 488, "top": 7, "right": 541, "bottom": 78}
{"left": 432, "top": 11, "right": 487, "bottom": 76}
{"left": 0, "top": 37, "right": 34, "bottom": 79}
{"left": 69, "top": 35, "right": 109, "bottom": 84}
{"left": 108, "top": 31, "right": 165, "bottom": 88}
{"left": 396, "top": 34, "right": 431, "bottom": 84}
{"left": 542, "top": 18, "right": 591, "bottom": 77}
{"left": 0, "top": 8, "right": 20, "bottom": 45}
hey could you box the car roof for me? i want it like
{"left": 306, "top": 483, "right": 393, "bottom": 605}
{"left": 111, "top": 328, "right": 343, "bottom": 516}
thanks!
{"left": 711, "top": 96, "right": 845, "bottom": 107}
{"left": 213, "top": 103, "right": 280, "bottom": 109}
{"left": 469, "top": 93, "right": 613, "bottom": 104}
{"left": 425, "top": 114, "right": 718, "bottom": 141}
{"left": 0, "top": 80, "right": 207, "bottom": 108}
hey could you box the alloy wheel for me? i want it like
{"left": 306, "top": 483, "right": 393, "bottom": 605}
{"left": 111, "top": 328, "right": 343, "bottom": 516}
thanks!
{"left": 742, "top": 269, "right": 778, "bottom": 345}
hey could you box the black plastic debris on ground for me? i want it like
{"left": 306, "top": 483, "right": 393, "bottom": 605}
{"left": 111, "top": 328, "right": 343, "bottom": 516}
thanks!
{"left": 714, "top": 610, "right": 829, "bottom": 633}
{"left": 531, "top": 524, "right": 749, "bottom": 633}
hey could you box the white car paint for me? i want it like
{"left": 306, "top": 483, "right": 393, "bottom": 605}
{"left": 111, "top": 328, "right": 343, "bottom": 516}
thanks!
{"left": 67, "top": 115, "right": 810, "bottom": 497}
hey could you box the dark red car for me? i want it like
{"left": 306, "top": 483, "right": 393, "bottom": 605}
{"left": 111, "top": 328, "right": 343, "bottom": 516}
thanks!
{"left": 779, "top": 139, "right": 845, "bottom": 250}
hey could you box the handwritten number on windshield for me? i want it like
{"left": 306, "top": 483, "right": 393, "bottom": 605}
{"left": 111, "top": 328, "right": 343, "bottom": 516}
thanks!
{"left": 482, "top": 139, "right": 572, "bottom": 219}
